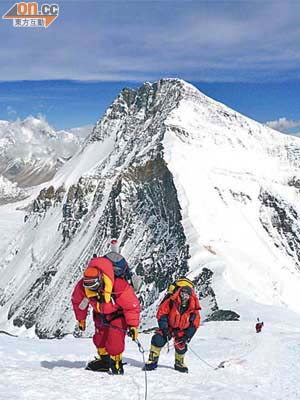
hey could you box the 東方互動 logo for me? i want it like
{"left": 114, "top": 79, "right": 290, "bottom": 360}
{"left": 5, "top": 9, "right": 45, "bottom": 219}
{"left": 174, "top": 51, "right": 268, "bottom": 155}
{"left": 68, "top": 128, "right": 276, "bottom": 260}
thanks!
{"left": 2, "top": 2, "right": 59, "bottom": 28}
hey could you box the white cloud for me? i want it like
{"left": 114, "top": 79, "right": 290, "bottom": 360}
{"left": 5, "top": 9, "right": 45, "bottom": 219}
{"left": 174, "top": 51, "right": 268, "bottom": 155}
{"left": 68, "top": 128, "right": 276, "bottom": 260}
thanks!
{"left": 266, "top": 117, "right": 300, "bottom": 132}
{"left": 67, "top": 125, "right": 93, "bottom": 139}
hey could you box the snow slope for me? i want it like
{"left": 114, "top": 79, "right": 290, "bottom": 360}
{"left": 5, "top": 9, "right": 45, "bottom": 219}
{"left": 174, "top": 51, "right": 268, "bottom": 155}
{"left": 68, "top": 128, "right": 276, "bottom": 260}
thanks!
{"left": 0, "top": 203, "right": 24, "bottom": 255}
{"left": 1, "top": 313, "right": 300, "bottom": 400}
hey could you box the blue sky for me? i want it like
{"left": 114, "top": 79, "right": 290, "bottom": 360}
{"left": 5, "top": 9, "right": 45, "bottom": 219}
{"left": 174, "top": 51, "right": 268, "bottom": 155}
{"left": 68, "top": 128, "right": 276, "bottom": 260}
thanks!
{"left": 0, "top": 0, "right": 299, "bottom": 132}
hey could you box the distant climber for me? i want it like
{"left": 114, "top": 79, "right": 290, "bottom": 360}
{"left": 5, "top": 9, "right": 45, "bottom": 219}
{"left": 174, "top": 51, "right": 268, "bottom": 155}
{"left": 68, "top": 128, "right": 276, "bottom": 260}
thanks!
{"left": 144, "top": 281, "right": 201, "bottom": 373}
{"left": 256, "top": 318, "right": 264, "bottom": 333}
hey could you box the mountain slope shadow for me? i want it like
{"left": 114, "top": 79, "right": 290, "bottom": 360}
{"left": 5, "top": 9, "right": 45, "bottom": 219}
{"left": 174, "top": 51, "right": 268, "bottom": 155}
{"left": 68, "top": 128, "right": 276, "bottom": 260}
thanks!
{"left": 124, "top": 356, "right": 173, "bottom": 370}
{"left": 41, "top": 360, "right": 86, "bottom": 369}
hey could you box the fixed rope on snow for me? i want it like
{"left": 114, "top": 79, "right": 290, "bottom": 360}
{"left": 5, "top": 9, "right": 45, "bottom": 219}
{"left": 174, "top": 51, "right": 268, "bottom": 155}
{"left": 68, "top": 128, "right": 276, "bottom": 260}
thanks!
{"left": 187, "top": 345, "right": 218, "bottom": 370}
{"left": 88, "top": 321, "right": 148, "bottom": 400}
{"left": 190, "top": 331, "right": 260, "bottom": 371}
{"left": 133, "top": 338, "right": 148, "bottom": 400}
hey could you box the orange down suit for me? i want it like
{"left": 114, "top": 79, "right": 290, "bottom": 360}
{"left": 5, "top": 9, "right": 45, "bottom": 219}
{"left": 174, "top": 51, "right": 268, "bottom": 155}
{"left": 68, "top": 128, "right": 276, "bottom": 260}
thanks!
{"left": 156, "top": 288, "right": 201, "bottom": 344}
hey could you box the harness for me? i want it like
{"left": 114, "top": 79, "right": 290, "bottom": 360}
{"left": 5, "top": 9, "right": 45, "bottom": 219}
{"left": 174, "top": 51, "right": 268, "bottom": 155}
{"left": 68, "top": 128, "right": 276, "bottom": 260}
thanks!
{"left": 93, "top": 308, "right": 125, "bottom": 327}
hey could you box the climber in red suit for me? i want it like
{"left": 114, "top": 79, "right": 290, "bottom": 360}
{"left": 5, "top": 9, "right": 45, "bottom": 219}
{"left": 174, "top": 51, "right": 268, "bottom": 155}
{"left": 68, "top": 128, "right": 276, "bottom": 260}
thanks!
{"left": 72, "top": 256, "right": 140, "bottom": 374}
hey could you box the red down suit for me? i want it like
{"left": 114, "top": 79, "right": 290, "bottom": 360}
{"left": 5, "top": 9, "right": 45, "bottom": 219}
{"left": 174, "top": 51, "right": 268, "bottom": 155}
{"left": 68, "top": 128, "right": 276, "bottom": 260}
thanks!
{"left": 71, "top": 257, "right": 140, "bottom": 356}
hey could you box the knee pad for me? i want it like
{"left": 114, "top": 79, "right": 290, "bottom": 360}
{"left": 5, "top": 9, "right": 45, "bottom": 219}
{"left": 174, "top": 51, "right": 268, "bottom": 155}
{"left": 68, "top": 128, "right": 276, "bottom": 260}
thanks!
{"left": 151, "top": 332, "right": 166, "bottom": 348}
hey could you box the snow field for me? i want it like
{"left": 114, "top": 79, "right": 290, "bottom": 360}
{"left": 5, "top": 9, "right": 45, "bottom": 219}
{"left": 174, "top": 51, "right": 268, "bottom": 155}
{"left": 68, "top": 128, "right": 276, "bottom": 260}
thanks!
{"left": 1, "top": 319, "right": 300, "bottom": 400}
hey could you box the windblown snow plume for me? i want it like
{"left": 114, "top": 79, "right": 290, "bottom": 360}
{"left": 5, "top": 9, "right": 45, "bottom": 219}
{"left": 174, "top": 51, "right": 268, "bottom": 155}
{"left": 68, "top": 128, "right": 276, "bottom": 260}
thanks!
{"left": 0, "top": 175, "right": 26, "bottom": 205}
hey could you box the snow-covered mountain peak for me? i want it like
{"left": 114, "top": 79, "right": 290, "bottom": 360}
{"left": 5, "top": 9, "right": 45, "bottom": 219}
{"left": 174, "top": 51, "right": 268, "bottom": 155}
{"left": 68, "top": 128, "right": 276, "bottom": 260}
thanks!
{"left": 0, "top": 116, "right": 81, "bottom": 188}
{"left": 88, "top": 78, "right": 283, "bottom": 149}
{"left": 85, "top": 78, "right": 300, "bottom": 184}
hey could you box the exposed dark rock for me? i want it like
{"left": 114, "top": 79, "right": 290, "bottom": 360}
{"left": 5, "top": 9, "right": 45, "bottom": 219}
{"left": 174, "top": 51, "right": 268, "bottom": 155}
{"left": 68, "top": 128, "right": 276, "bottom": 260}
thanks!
{"left": 45, "top": 185, "right": 55, "bottom": 199}
{"left": 193, "top": 267, "right": 219, "bottom": 316}
{"left": 55, "top": 185, "right": 66, "bottom": 203}
{"left": 205, "top": 309, "right": 240, "bottom": 322}
{"left": 8, "top": 270, "right": 57, "bottom": 330}
{"left": 90, "top": 157, "right": 189, "bottom": 306}
{"left": 194, "top": 268, "right": 216, "bottom": 301}
{"left": 229, "top": 189, "right": 251, "bottom": 204}
{"left": 287, "top": 176, "right": 300, "bottom": 189}
{"left": 259, "top": 189, "right": 300, "bottom": 269}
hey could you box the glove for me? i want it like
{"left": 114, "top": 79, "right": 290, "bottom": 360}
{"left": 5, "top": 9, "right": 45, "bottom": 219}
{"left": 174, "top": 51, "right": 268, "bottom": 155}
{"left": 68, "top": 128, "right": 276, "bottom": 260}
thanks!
{"left": 162, "top": 329, "right": 171, "bottom": 341}
{"left": 171, "top": 328, "right": 179, "bottom": 339}
{"left": 78, "top": 320, "right": 86, "bottom": 331}
{"left": 96, "top": 292, "right": 104, "bottom": 303}
{"left": 73, "top": 324, "right": 83, "bottom": 338}
{"left": 128, "top": 326, "right": 138, "bottom": 341}
{"left": 176, "top": 335, "right": 190, "bottom": 344}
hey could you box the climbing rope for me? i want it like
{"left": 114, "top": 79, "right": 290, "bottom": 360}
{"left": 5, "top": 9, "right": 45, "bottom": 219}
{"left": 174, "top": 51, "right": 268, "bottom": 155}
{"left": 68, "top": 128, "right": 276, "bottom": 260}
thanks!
{"left": 134, "top": 339, "right": 148, "bottom": 400}
{"left": 96, "top": 322, "right": 148, "bottom": 400}
{"left": 189, "top": 345, "right": 219, "bottom": 370}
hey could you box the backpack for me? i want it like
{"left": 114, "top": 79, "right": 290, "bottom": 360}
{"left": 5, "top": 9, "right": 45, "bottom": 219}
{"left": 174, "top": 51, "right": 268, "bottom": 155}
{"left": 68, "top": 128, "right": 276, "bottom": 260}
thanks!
{"left": 167, "top": 277, "right": 194, "bottom": 294}
{"left": 104, "top": 251, "right": 132, "bottom": 281}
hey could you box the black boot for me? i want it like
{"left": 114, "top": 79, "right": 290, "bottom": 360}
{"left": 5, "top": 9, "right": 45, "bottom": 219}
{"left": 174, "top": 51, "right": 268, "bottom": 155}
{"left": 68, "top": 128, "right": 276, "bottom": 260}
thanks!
{"left": 174, "top": 351, "right": 188, "bottom": 373}
{"left": 85, "top": 354, "right": 110, "bottom": 372}
{"left": 110, "top": 354, "right": 124, "bottom": 375}
{"left": 143, "top": 344, "right": 161, "bottom": 371}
